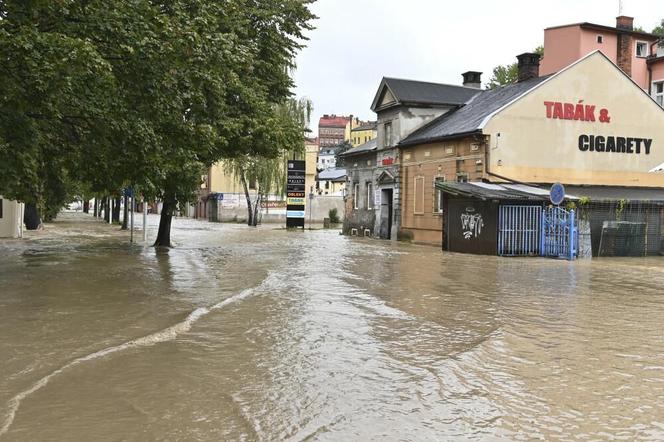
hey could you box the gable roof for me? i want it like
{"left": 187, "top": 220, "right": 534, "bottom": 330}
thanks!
{"left": 340, "top": 138, "right": 377, "bottom": 157}
{"left": 319, "top": 115, "right": 349, "bottom": 128}
{"left": 351, "top": 121, "right": 377, "bottom": 132}
{"left": 399, "top": 75, "right": 549, "bottom": 146}
{"left": 400, "top": 50, "right": 659, "bottom": 147}
{"left": 370, "top": 77, "right": 481, "bottom": 112}
{"left": 318, "top": 168, "right": 347, "bottom": 181}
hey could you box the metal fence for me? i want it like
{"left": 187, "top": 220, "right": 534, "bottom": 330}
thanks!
{"left": 498, "top": 205, "right": 542, "bottom": 256}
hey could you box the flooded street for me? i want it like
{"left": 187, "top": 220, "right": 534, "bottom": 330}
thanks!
{"left": 0, "top": 213, "right": 663, "bottom": 441}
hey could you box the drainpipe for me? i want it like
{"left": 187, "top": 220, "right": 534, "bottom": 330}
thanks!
{"left": 648, "top": 39, "right": 661, "bottom": 95}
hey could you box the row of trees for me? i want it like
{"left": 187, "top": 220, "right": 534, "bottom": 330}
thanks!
{"left": 0, "top": 0, "right": 315, "bottom": 246}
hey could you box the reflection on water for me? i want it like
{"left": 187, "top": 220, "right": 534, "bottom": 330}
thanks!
{"left": 0, "top": 213, "right": 663, "bottom": 440}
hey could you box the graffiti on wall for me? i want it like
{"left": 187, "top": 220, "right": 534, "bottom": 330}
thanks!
{"left": 461, "top": 207, "right": 484, "bottom": 239}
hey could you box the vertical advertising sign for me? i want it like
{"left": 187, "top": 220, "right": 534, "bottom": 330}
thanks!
{"left": 286, "top": 160, "right": 306, "bottom": 228}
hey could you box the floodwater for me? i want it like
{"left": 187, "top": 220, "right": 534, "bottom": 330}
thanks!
{"left": 0, "top": 213, "right": 663, "bottom": 441}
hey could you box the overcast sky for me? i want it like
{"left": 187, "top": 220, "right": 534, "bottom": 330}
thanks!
{"left": 293, "top": 0, "right": 662, "bottom": 136}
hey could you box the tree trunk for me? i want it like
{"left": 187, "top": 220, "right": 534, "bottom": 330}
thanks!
{"left": 154, "top": 194, "right": 175, "bottom": 247}
{"left": 93, "top": 199, "right": 98, "bottom": 217}
{"left": 103, "top": 197, "right": 110, "bottom": 222}
{"left": 24, "top": 203, "right": 41, "bottom": 230}
{"left": 240, "top": 171, "right": 253, "bottom": 226}
{"left": 251, "top": 193, "right": 262, "bottom": 227}
{"left": 113, "top": 196, "right": 121, "bottom": 223}
{"left": 121, "top": 195, "right": 129, "bottom": 229}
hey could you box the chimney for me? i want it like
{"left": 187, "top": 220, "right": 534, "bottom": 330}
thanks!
{"left": 616, "top": 16, "right": 634, "bottom": 76}
{"left": 516, "top": 53, "right": 540, "bottom": 82}
{"left": 616, "top": 15, "right": 634, "bottom": 31}
{"left": 462, "top": 71, "right": 482, "bottom": 89}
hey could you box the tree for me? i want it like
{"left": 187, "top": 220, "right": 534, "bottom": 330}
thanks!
{"left": 653, "top": 19, "right": 664, "bottom": 47}
{"left": 0, "top": 1, "right": 316, "bottom": 245}
{"left": 485, "top": 46, "right": 544, "bottom": 90}
{"left": 334, "top": 141, "right": 352, "bottom": 168}
{"left": 223, "top": 97, "right": 313, "bottom": 227}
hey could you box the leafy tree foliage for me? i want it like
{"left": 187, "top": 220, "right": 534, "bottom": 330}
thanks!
{"left": 0, "top": 0, "right": 315, "bottom": 245}
{"left": 223, "top": 97, "right": 313, "bottom": 226}
{"left": 334, "top": 141, "right": 352, "bottom": 168}
{"left": 653, "top": 19, "right": 664, "bottom": 47}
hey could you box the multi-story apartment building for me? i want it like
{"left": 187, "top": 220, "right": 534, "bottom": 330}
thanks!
{"left": 541, "top": 16, "right": 664, "bottom": 103}
{"left": 350, "top": 121, "right": 377, "bottom": 147}
{"left": 318, "top": 115, "right": 350, "bottom": 149}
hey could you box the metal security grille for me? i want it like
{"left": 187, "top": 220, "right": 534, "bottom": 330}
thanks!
{"left": 498, "top": 205, "right": 542, "bottom": 256}
{"left": 581, "top": 202, "right": 664, "bottom": 257}
{"left": 541, "top": 207, "right": 577, "bottom": 259}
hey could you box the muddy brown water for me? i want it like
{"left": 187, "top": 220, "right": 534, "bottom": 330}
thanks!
{"left": 0, "top": 212, "right": 663, "bottom": 441}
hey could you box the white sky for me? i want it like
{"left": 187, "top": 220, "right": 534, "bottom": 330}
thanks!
{"left": 293, "top": 0, "right": 662, "bottom": 136}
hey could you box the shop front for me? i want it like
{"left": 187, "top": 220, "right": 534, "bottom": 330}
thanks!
{"left": 399, "top": 51, "right": 664, "bottom": 256}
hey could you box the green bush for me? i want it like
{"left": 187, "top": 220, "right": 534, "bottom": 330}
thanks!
{"left": 328, "top": 208, "right": 340, "bottom": 224}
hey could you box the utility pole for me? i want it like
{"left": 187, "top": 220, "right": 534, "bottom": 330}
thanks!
{"left": 130, "top": 194, "right": 135, "bottom": 243}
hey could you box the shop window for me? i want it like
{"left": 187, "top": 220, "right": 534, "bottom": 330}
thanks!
{"left": 433, "top": 176, "right": 445, "bottom": 214}
{"left": 414, "top": 176, "right": 425, "bottom": 214}
{"left": 353, "top": 183, "right": 359, "bottom": 209}
{"left": 655, "top": 81, "right": 664, "bottom": 107}
{"left": 366, "top": 182, "right": 373, "bottom": 209}
{"left": 636, "top": 41, "right": 648, "bottom": 58}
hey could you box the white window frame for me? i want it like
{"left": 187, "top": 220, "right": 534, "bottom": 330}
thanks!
{"left": 366, "top": 182, "right": 373, "bottom": 209}
{"left": 414, "top": 176, "right": 425, "bottom": 215}
{"left": 597, "top": 35, "right": 604, "bottom": 44}
{"left": 635, "top": 41, "right": 648, "bottom": 58}
{"left": 353, "top": 183, "right": 359, "bottom": 210}
{"left": 654, "top": 80, "right": 664, "bottom": 107}
{"left": 433, "top": 176, "right": 445, "bottom": 214}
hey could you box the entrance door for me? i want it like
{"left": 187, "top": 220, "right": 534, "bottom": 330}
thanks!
{"left": 380, "top": 189, "right": 393, "bottom": 239}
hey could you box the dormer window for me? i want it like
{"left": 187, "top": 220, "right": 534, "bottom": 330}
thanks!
{"left": 636, "top": 41, "right": 648, "bottom": 58}
{"left": 597, "top": 35, "right": 603, "bottom": 44}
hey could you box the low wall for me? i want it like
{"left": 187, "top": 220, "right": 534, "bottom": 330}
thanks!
{"left": 0, "top": 198, "right": 24, "bottom": 238}
{"left": 207, "top": 195, "right": 344, "bottom": 224}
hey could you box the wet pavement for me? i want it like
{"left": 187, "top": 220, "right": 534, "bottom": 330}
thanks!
{"left": 0, "top": 212, "right": 663, "bottom": 441}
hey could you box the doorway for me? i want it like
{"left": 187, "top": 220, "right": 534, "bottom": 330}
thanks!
{"left": 380, "top": 189, "right": 393, "bottom": 239}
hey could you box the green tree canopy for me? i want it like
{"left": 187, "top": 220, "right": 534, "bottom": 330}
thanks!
{"left": 0, "top": 1, "right": 316, "bottom": 244}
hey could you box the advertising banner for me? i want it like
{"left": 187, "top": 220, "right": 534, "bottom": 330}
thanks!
{"left": 286, "top": 160, "right": 306, "bottom": 228}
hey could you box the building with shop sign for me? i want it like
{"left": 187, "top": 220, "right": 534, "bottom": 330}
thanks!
{"left": 399, "top": 50, "right": 664, "bottom": 256}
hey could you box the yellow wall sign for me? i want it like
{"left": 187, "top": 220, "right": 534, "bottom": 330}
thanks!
{"left": 287, "top": 197, "right": 305, "bottom": 205}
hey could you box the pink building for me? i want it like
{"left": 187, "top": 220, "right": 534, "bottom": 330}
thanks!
{"left": 541, "top": 16, "right": 663, "bottom": 102}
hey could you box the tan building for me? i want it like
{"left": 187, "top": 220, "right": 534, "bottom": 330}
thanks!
{"left": 399, "top": 51, "right": 664, "bottom": 252}
{"left": 304, "top": 137, "right": 318, "bottom": 195}
{"left": 350, "top": 121, "right": 377, "bottom": 147}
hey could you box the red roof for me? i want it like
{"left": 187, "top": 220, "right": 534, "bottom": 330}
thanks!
{"left": 319, "top": 115, "right": 350, "bottom": 128}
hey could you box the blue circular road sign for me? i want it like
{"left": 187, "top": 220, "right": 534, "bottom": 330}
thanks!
{"left": 550, "top": 182, "right": 565, "bottom": 205}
